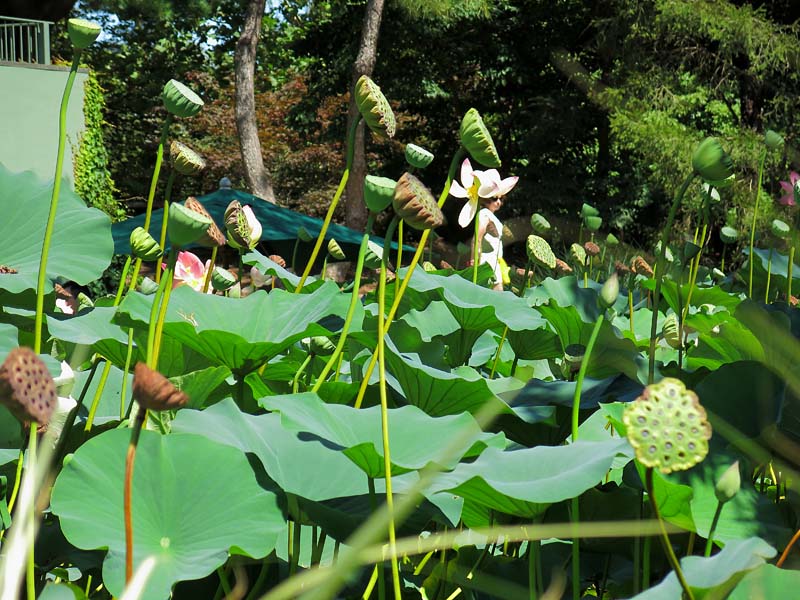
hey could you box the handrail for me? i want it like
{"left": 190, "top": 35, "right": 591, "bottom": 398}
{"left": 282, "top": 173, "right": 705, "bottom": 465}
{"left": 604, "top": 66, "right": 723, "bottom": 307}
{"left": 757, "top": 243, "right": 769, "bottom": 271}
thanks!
{"left": 0, "top": 15, "right": 51, "bottom": 64}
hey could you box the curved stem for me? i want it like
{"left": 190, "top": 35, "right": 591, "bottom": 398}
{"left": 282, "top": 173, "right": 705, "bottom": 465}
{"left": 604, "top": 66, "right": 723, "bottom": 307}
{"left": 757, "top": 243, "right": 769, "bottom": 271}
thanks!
{"left": 291, "top": 238, "right": 301, "bottom": 274}
{"left": 34, "top": 51, "right": 81, "bottom": 354}
{"left": 145, "top": 253, "right": 173, "bottom": 369}
{"left": 681, "top": 220, "right": 707, "bottom": 327}
{"left": 120, "top": 328, "right": 135, "bottom": 419}
{"left": 777, "top": 527, "right": 800, "bottom": 567}
{"left": 766, "top": 247, "right": 774, "bottom": 303}
{"left": 292, "top": 354, "right": 313, "bottom": 393}
{"left": 155, "top": 171, "right": 176, "bottom": 285}
{"left": 703, "top": 501, "right": 724, "bottom": 557}
{"left": 125, "top": 412, "right": 146, "bottom": 583}
{"left": 489, "top": 326, "right": 508, "bottom": 379}
{"left": 296, "top": 116, "right": 361, "bottom": 292}
{"left": 83, "top": 360, "right": 112, "bottom": 433}
{"left": 202, "top": 245, "right": 219, "bottom": 293}
{"left": 748, "top": 149, "right": 767, "bottom": 298}
{"left": 114, "top": 256, "right": 133, "bottom": 305}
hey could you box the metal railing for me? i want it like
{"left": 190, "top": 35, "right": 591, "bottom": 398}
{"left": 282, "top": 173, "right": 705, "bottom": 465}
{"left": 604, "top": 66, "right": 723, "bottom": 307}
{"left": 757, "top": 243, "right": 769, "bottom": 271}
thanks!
{"left": 0, "top": 15, "right": 51, "bottom": 65}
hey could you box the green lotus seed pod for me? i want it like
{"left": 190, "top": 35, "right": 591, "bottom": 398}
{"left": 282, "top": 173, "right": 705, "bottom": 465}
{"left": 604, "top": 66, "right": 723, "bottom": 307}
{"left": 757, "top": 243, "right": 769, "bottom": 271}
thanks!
{"left": 599, "top": 273, "right": 619, "bottom": 309}
{"left": 170, "top": 140, "right": 206, "bottom": 176}
{"left": 623, "top": 378, "right": 712, "bottom": 474}
{"left": 662, "top": 313, "right": 682, "bottom": 349}
{"left": 309, "top": 336, "right": 336, "bottom": 356}
{"left": 138, "top": 277, "right": 159, "bottom": 295}
{"left": 404, "top": 143, "right": 434, "bottom": 169}
{"left": 459, "top": 108, "right": 501, "bottom": 168}
{"left": 211, "top": 267, "right": 237, "bottom": 292}
{"left": 692, "top": 137, "right": 734, "bottom": 184}
{"left": 580, "top": 203, "right": 600, "bottom": 219}
{"left": 422, "top": 261, "right": 437, "bottom": 272}
{"left": 772, "top": 219, "right": 791, "bottom": 239}
{"left": 168, "top": 202, "right": 212, "bottom": 248}
{"left": 682, "top": 241, "right": 702, "bottom": 265}
{"left": 714, "top": 461, "right": 741, "bottom": 504}
{"left": 363, "top": 175, "right": 396, "bottom": 213}
{"left": 530, "top": 213, "right": 551, "bottom": 235}
{"left": 296, "top": 226, "right": 314, "bottom": 243}
{"left": 327, "top": 239, "right": 346, "bottom": 260}
{"left": 720, "top": 226, "right": 739, "bottom": 244}
{"left": 584, "top": 215, "right": 602, "bottom": 232}
{"left": 765, "top": 130, "right": 784, "bottom": 151}
{"left": 354, "top": 75, "right": 396, "bottom": 139}
{"left": 68, "top": 18, "right": 101, "bottom": 50}
{"left": 570, "top": 243, "right": 587, "bottom": 267}
{"left": 364, "top": 240, "right": 383, "bottom": 269}
{"left": 606, "top": 233, "right": 619, "bottom": 247}
{"left": 564, "top": 344, "right": 586, "bottom": 373}
{"left": 526, "top": 235, "right": 556, "bottom": 270}
{"left": 130, "top": 227, "right": 163, "bottom": 261}
{"left": 392, "top": 172, "right": 444, "bottom": 230}
{"left": 162, "top": 79, "right": 204, "bottom": 119}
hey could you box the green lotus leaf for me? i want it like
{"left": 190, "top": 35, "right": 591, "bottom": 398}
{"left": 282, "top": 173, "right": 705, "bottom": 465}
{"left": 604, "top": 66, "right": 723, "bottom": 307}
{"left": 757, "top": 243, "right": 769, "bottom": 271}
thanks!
{"left": 244, "top": 250, "right": 323, "bottom": 293}
{"left": 47, "top": 307, "right": 134, "bottom": 366}
{"left": 0, "top": 166, "right": 113, "bottom": 301}
{"left": 730, "top": 564, "right": 800, "bottom": 599}
{"left": 50, "top": 429, "right": 283, "bottom": 598}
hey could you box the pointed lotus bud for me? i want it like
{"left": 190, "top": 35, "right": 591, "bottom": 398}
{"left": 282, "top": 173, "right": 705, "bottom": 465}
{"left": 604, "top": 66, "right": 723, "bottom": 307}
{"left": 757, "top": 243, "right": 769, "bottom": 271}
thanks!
{"left": 130, "top": 227, "right": 163, "bottom": 261}
{"left": 631, "top": 256, "right": 654, "bottom": 278}
{"left": 225, "top": 202, "right": 262, "bottom": 250}
{"left": 0, "top": 347, "right": 57, "bottom": 425}
{"left": 170, "top": 141, "right": 206, "bottom": 176}
{"left": 772, "top": 219, "right": 791, "bottom": 239}
{"left": 364, "top": 175, "right": 396, "bottom": 212}
{"left": 765, "top": 130, "right": 784, "bottom": 151}
{"left": 405, "top": 143, "right": 434, "bottom": 169}
{"left": 211, "top": 267, "right": 237, "bottom": 292}
{"left": 459, "top": 108, "right": 501, "bottom": 168}
{"left": 530, "top": 213, "right": 551, "bottom": 235}
{"left": 393, "top": 172, "right": 444, "bottom": 230}
{"left": 692, "top": 137, "right": 734, "bottom": 184}
{"left": 714, "top": 461, "right": 741, "bottom": 504}
{"left": 584, "top": 215, "right": 602, "bottom": 232}
{"left": 162, "top": 79, "right": 204, "bottom": 119}
{"left": 584, "top": 241, "right": 600, "bottom": 257}
{"left": 132, "top": 362, "right": 188, "bottom": 412}
{"left": 327, "top": 239, "right": 346, "bottom": 260}
{"left": 662, "top": 313, "right": 682, "bottom": 349}
{"left": 570, "top": 243, "right": 587, "bottom": 268}
{"left": 185, "top": 197, "right": 225, "bottom": 247}
{"left": 599, "top": 273, "right": 619, "bottom": 309}
{"left": 168, "top": 202, "right": 212, "bottom": 248}
{"left": 720, "top": 226, "right": 739, "bottom": 245}
{"left": 354, "top": 75, "right": 396, "bottom": 139}
{"left": 68, "top": 18, "right": 101, "bottom": 50}
{"left": 606, "top": 233, "right": 619, "bottom": 247}
{"left": 526, "top": 235, "right": 556, "bottom": 270}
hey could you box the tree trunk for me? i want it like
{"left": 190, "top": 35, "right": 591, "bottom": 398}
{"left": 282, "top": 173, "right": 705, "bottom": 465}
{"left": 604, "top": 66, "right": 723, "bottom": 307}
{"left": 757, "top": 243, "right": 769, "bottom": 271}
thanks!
{"left": 344, "top": 0, "right": 386, "bottom": 231}
{"left": 235, "top": 0, "right": 276, "bottom": 203}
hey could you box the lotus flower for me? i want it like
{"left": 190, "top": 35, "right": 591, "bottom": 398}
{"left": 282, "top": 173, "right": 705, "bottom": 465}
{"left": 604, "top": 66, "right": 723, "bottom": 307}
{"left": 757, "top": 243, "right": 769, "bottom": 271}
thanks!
{"left": 779, "top": 171, "right": 800, "bottom": 207}
{"left": 169, "top": 251, "right": 211, "bottom": 292}
{"left": 449, "top": 158, "right": 517, "bottom": 228}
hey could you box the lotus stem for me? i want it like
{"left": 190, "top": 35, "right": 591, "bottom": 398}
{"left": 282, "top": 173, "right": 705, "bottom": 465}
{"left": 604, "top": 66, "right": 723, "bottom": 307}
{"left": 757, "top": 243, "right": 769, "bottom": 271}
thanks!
{"left": 367, "top": 477, "right": 386, "bottom": 600}
{"left": 155, "top": 171, "right": 176, "bottom": 285}
{"left": 25, "top": 429, "right": 37, "bottom": 600}
{"left": 120, "top": 329, "right": 135, "bottom": 419}
{"left": 472, "top": 205, "right": 481, "bottom": 284}
{"left": 292, "top": 354, "right": 313, "bottom": 393}
{"left": 520, "top": 260, "right": 532, "bottom": 297}
{"left": 291, "top": 238, "right": 301, "bottom": 273}
{"left": 321, "top": 255, "right": 328, "bottom": 281}
{"left": 395, "top": 219, "right": 403, "bottom": 295}
{"left": 748, "top": 149, "right": 767, "bottom": 297}
{"left": 145, "top": 253, "right": 173, "bottom": 369}
{"left": 151, "top": 249, "right": 178, "bottom": 366}
{"left": 766, "top": 247, "right": 773, "bottom": 303}
{"left": 777, "top": 528, "right": 800, "bottom": 567}
{"left": 489, "top": 326, "right": 509, "bottom": 379}
{"left": 628, "top": 289, "right": 635, "bottom": 335}
{"left": 703, "top": 501, "right": 724, "bottom": 557}
{"left": 83, "top": 360, "right": 112, "bottom": 433}
{"left": 788, "top": 244, "right": 795, "bottom": 300}
{"left": 125, "top": 409, "right": 146, "bottom": 583}
{"left": 296, "top": 116, "right": 361, "bottom": 292}
{"left": 366, "top": 212, "right": 376, "bottom": 236}
{"left": 648, "top": 173, "right": 696, "bottom": 384}
{"left": 202, "top": 245, "right": 219, "bottom": 293}
{"left": 681, "top": 220, "right": 707, "bottom": 327}
{"left": 528, "top": 540, "right": 538, "bottom": 600}
{"left": 721, "top": 246, "right": 727, "bottom": 273}
{"left": 115, "top": 256, "right": 133, "bottom": 305}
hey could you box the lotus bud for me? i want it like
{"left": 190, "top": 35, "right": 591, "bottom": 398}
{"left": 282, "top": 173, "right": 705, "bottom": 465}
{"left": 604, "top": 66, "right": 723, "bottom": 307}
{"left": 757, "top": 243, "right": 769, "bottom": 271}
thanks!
{"left": 606, "top": 233, "right": 619, "bottom": 247}
{"left": 225, "top": 202, "right": 262, "bottom": 250}
{"left": 714, "top": 461, "right": 741, "bottom": 504}
{"left": 623, "top": 378, "right": 712, "bottom": 474}
{"left": 393, "top": 172, "right": 444, "bottom": 230}
{"left": 530, "top": 213, "right": 551, "bottom": 235}
{"left": 296, "top": 226, "right": 314, "bottom": 243}
{"left": 772, "top": 219, "right": 791, "bottom": 239}
{"left": 599, "top": 273, "right": 619, "bottom": 309}
{"left": 138, "top": 277, "right": 159, "bottom": 295}
{"left": 67, "top": 18, "right": 101, "bottom": 50}
{"left": 167, "top": 202, "right": 212, "bottom": 248}
{"left": 459, "top": 108, "right": 501, "bottom": 168}
{"left": 363, "top": 175, "right": 396, "bottom": 212}
{"left": 584, "top": 241, "right": 600, "bottom": 257}
{"left": 719, "top": 226, "right": 739, "bottom": 245}
{"left": 354, "top": 75, "right": 396, "bottom": 139}
{"left": 555, "top": 258, "right": 573, "bottom": 275}
{"left": 526, "top": 235, "right": 556, "bottom": 270}
{"left": 268, "top": 254, "right": 287, "bottom": 268}
{"left": 570, "top": 243, "right": 587, "bottom": 267}
{"left": 326, "top": 239, "right": 346, "bottom": 261}
{"left": 631, "top": 256, "right": 654, "bottom": 278}
{"left": 364, "top": 240, "right": 384, "bottom": 269}
{"left": 765, "top": 130, "right": 784, "bottom": 151}
{"left": 162, "top": 79, "right": 204, "bottom": 119}
{"left": 170, "top": 140, "right": 206, "bottom": 177}
{"left": 564, "top": 344, "right": 586, "bottom": 374}
{"left": 211, "top": 267, "right": 237, "bottom": 292}
{"left": 132, "top": 362, "right": 189, "bottom": 412}
{"left": 662, "top": 313, "right": 682, "bottom": 349}
{"left": 185, "top": 197, "right": 225, "bottom": 247}
{"left": 584, "top": 215, "right": 602, "bottom": 232}
{"left": 405, "top": 143, "right": 434, "bottom": 169}
{"left": 309, "top": 336, "right": 336, "bottom": 356}
{"left": 692, "top": 137, "right": 734, "bottom": 184}
{"left": 422, "top": 261, "right": 437, "bottom": 272}
{"left": 0, "top": 347, "right": 57, "bottom": 425}
{"left": 130, "top": 227, "right": 163, "bottom": 261}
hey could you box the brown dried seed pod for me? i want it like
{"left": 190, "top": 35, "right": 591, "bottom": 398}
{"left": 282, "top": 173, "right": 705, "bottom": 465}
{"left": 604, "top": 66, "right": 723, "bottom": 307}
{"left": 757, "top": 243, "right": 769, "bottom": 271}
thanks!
{"left": 584, "top": 241, "right": 600, "bottom": 257}
{"left": 133, "top": 362, "right": 189, "bottom": 412}
{"left": 392, "top": 172, "right": 444, "bottom": 230}
{"left": 268, "top": 254, "right": 286, "bottom": 268}
{"left": 614, "top": 260, "right": 631, "bottom": 276}
{"left": 0, "top": 347, "right": 57, "bottom": 425}
{"left": 185, "top": 197, "right": 226, "bottom": 247}
{"left": 631, "top": 256, "right": 654, "bottom": 278}
{"left": 555, "top": 258, "right": 573, "bottom": 275}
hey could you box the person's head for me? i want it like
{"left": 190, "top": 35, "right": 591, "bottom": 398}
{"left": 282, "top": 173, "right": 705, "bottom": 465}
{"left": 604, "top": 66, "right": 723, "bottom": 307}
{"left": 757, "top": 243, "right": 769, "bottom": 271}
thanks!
{"left": 482, "top": 196, "right": 504, "bottom": 213}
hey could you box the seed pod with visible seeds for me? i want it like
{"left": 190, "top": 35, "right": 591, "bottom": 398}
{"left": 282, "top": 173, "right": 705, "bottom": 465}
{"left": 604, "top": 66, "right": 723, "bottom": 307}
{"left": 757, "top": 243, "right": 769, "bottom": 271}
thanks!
{"left": 570, "top": 243, "right": 587, "bottom": 268}
{"left": 584, "top": 241, "right": 600, "bottom": 257}
{"left": 0, "top": 347, "right": 57, "bottom": 425}
{"left": 133, "top": 362, "right": 189, "bottom": 412}
{"left": 459, "top": 108, "right": 501, "bottom": 168}
{"left": 530, "top": 213, "right": 551, "bottom": 235}
{"left": 170, "top": 141, "right": 206, "bottom": 177}
{"left": 526, "top": 235, "right": 556, "bottom": 270}
{"left": 631, "top": 256, "right": 654, "bottom": 278}
{"left": 354, "top": 75, "right": 396, "bottom": 139}
{"left": 422, "top": 261, "right": 437, "bottom": 272}
{"left": 392, "top": 173, "right": 444, "bottom": 230}
{"left": 662, "top": 313, "right": 682, "bottom": 349}
{"left": 555, "top": 258, "right": 573, "bottom": 275}
{"left": 185, "top": 197, "right": 225, "bottom": 247}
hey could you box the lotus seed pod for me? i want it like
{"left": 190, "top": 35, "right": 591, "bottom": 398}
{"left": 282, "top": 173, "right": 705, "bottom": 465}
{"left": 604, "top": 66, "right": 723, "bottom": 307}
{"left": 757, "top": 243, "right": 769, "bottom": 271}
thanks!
{"left": 67, "top": 18, "right": 101, "bottom": 50}
{"left": 631, "top": 256, "right": 654, "bottom": 278}
{"left": 296, "top": 226, "right": 314, "bottom": 243}
{"left": 765, "top": 130, "right": 784, "bottom": 151}
{"left": 185, "top": 197, "right": 225, "bottom": 247}
{"left": 599, "top": 273, "right": 619, "bottom": 309}
{"left": 309, "top": 336, "right": 336, "bottom": 356}
{"left": 606, "top": 233, "right": 619, "bottom": 247}
{"left": 170, "top": 140, "right": 206, "bottom": 177}
{"left": 422, "top": 261, "right": 437, "bottom": 272}
{"left": 584, "top": 215, "right": 603, "bottom": 233}
{"left": 714, "top": 461, "right": 741, "bottom": 504}
{"left": 580, "top": 203, "right": 600, "bottom": 219}
{"left": 459, "top": 108, "right": 501, "bottom": 168}
{"left": 564, "top": 344, "right": 586, "bottom": 374}
{"left": 530, "top": 213, "right": 551, "bottom": 235}
{"left": 614, "top": 261, "right": 631, "bottom": 277}
{"left": 130, "top": 227, "right": 163, "bottom": 261}
{"left": 404, "top": 143, "right": 434, "bottom": 169}
{"left": 584, "top": 241, "right": 600, "bottom": 257}
{"left": 393, "top": 172, "right": 445, "bottom": 230}
{"left": 132, "top": 362, "right": 189, "bottom": 412}
{"left": 138, "top": 277, "right": 159, "bottom": 295}
{"left": 662, "top": 313, "right": 682, "bottom": 349}
{"left": 623, "top": 377, "right": 712, "bottom": 474}
{"left": 211, "top": 267, "right": 237, "bottom": 292}
{"left": 168, "top": 202, "right": 212, "bottom": 248}
{"left": 681, "top": 241, "right": 702, "bottom": 266}
{"left": 364, "top": 240, "right": 383, "bottom": 269}
{"left": 162, "top": 79, "right": 204, "bottom": 118}
{"left": 555, "top": 258, "right": 573, "bottom": 275}
{"left": 363, "top": 175, "right": 396, "bottom": 213}
{"left": 772, "top": 219, "right": 791, "bottom": 239}
{"left": 720, "top": 226, "right": 739, "bottom": 245}
{"left": 570, "top": 243, "right": 587, "bottom": 267}
{"left": 692, "top": 137, "right": 734, "bottom": 184}
{"left": 327, "top": 239, "right": 346, "bottom": 260}
{"left": 269, "top": 254, "right": 287, "bottom": 268}
{"left": 354, "top": 75, "right": 396, "bottom": 139}
{"left": 0, "top": 347, "right": 57, "bottom": 425}
{"left": 225, "top": 202, "right": 262, "bottom": 250}
{"left": 502, "top": 225, "right": 514, "bottom": 244}
{"left": 526, "top": 235, "right": 556, "bottom": 270}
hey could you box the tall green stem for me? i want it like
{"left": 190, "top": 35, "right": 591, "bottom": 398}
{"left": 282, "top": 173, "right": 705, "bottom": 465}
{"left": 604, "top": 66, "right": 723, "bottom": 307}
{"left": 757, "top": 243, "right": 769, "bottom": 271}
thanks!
{"left": 296, "top": 117, "right": 361, "bottom": 292}
{"left": 788, "top": 244, "right": 795, "bottom": 300}
{"left": 395, "top": 219, "right": 404, "bottom": 295}
{"left": 766, "top": 247, "right": 774, "bottom": 303}
{"left": 115, "top": 256, "right": 132, "bottom": 305}
{"left": 472, "top": 207, "right": 482, "bottom": 284}
{"left": 155, "top": 171, "right": 176, "bottom": 285}
{"left": 202, "top": 245, "right": 219, "bottom": 293}
{"left": 748, "top": 149, "right": 767, "bottom": 298}
{"left": 704, "top": 501, "right": 724, "bottom": 557}
{"left": 151, "top": 250, "right": 178, "bottom": 366}
{"left": 25, "top": 430, "right": 37, "bottom": 600}
{"left": 124, "top": 411, "right": 145, "bottom": 583}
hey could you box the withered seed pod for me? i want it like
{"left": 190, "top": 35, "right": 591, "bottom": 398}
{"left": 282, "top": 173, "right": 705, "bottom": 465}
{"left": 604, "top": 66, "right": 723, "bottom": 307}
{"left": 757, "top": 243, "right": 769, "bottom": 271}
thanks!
{"left": 132, "top": 362, "right": 189, "bottom": 412}
{"left": 0, "top": 347, "right": 57, "bottom": 425}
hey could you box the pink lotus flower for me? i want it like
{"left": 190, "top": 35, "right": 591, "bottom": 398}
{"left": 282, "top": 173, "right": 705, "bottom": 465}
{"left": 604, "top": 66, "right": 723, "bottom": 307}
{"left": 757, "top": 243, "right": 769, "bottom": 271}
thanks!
{"left": 779, "top": 171, "right": 800, "bottom": 207}
{"left": 169, "top": 250, "right": 211, "bottom": 292}
{"left": 449, "top": 158, "right": 518, "bottom": 228}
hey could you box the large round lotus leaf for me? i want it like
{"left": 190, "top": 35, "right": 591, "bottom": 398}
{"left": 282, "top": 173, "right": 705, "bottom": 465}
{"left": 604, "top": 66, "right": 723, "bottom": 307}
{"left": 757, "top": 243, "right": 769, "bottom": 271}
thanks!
{"left": 730, "top": 564, "right": 800, "bottom": 599}
{"left": 51, "top": 429, "right": 283, "bottom": 598}
{"left": 0, "top": 166, "right": 113, "bottom": 298}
